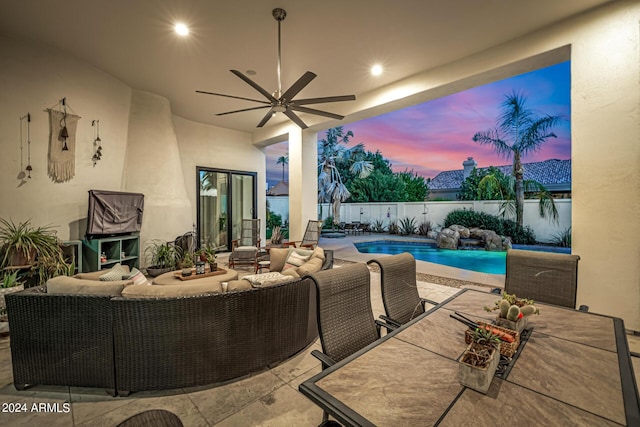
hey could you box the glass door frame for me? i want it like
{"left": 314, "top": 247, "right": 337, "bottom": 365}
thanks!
{"left": 196, "top": 166, "right": 257, "bottom": 253}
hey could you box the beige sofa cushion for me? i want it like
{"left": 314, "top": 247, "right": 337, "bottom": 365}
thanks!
{"left": 122, "top": 281, "right": 223, "bottom": 298}
{"left": 296, "top": 257, "right": 324, "bottom": 276}
{"left": 242, "top": 272, "right": 296, "bottom": 288}
{"left": 47, "top": 275, "right": 131, "bottom": 296}
{"left": 227, "top": 279, "right": 252, "bottom": 292}
{"left": 281, "top": 269, "right": 300, "bottom": 278}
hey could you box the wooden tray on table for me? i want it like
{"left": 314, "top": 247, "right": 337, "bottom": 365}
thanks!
{"left": 174, "top": 268, "right": 227, "bottom": 281}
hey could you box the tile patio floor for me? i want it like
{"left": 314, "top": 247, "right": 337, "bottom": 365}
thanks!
{"left": 0, "top": 234, "right": 637, "bottom": 426}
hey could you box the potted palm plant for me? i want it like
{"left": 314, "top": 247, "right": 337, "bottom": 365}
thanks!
{"left": 144, "top": 240, "right": 181, "bottom": 277}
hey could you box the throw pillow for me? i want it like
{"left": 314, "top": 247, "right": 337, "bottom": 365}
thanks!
{"left": 127, "top": 267, "right": 150, "bottom": 286}
{"left": 283, "top": 249, "right": 312, "bottom": 270}
{"left": 269, "top": 248, "right": 289, "bottom": 272}
{"left": 99, "top": 263, "right": 127, "bottom": 282}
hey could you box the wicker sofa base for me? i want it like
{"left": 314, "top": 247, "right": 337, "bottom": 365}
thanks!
{"left": 6, "top": 251, "right": 332, "bottom": 395}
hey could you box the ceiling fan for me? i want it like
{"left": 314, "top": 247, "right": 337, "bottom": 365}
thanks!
{"left": 196, "top": 8, "right": 356, "bottom": 129}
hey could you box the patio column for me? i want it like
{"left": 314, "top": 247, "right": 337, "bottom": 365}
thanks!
{"left": 287, "top": 128, "right": 318, "bottom": 241}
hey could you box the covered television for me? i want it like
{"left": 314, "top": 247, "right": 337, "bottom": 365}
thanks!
{"left": 86, "top": 190, "right": 144, "bottom": 238}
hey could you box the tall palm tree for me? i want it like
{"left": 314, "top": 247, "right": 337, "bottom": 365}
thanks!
{"left": 318, "top": 127, "right": 373, "bottom": 225}
{"left": 473, "top": 91, "right": 563, "bottom": 226}
{"left": 276, "top": 154, "right": 288, "bottom": 181}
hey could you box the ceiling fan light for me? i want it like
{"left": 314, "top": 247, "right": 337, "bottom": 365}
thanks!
{"left": 273, "top": 105, "right": 286, "bottom": 113}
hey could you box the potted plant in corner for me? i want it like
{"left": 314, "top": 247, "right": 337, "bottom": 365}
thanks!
{"left": 144, "top": 240, "right": 181, "bottom": 277}
{"left": 458, "top": 327, "right": 501, "bottom": 394}
{"left": 0, "top": 271, "right": 25, "bottom": 335}
{"left": 0, "top": 218, "right": 62, "bottom": 267}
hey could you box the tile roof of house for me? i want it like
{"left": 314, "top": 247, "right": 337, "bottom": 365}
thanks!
{"left": 428, "top": 159, "right": 571, "bottom": 190}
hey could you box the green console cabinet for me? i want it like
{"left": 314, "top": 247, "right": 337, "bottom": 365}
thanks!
{"left": 82, "top": 234, "right": 140, "bottom": 272}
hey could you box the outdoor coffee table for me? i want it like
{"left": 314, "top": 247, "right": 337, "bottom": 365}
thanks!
{"left": 300, "top": 289, "right": 640, "bottom": 426}
{"left": 152, "top": 267, "right": 238, "bottom": 285}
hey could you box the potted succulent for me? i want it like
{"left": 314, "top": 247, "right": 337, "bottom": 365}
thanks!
{"left": 458, "top": 327, "right": 501, "bottom": 393}
{"left": 199, "top": 245, "right": 217, "bottom": 271}
{"left": 178, "top": 251, "right": 195, "bottom": 276}
{"left": 144, "top": 240, "right": 182, "bottom": 277}
{"left": 484, "top": 292, "right": 539, "bottom": 333}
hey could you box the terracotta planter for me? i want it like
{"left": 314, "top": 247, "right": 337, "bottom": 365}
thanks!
{"left": 458, "top": 343, "right": 499, "bottom": 394}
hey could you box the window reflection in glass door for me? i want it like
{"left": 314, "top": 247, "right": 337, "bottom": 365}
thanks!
{"left": 197, "top": 167, "right": 256, "bottom": 252}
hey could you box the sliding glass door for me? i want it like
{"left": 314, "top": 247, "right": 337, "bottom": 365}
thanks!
{"left": 197, "top": 167, "right": 257, "bottom": 252}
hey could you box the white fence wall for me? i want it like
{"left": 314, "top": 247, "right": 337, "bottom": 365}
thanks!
{"left": 267, "top": 197, "right": 571, "bottom": 243}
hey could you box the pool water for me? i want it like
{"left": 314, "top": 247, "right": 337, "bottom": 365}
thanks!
{"left": 354, "top": 240, "right": 570, "bottom": 275}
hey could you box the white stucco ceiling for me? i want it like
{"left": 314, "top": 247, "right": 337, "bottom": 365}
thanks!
{"left": 0, "top": 0, "right": 613, "bottom": 134}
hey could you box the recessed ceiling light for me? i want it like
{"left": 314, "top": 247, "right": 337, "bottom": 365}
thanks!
{"left": 371, "top": 64, "right": 383, "bottom": 76}
{"left": 246, "top": 70, "right": 257, "bottom": 76}
{"left": 175, "top": 23, "right": 189, "bottom": 36}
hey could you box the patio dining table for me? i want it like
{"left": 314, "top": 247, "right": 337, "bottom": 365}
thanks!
{"left": 299, "top": 289, "right": 640, "bottom": 426}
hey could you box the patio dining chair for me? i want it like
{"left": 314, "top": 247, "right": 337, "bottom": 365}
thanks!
{"left": 307, "top": 263, "right": 393, "bottom": 426}
{"left": 228, "top": 219, "right": 261, "bottom": 270}
{"left": 368, "top": 252, "right": 438, "bottom": 329}
{"left": 504, "top": 249, "right": 582, "bottom": 309}
{"left": 284, "top": 220, "right": 323, "bottom": 249}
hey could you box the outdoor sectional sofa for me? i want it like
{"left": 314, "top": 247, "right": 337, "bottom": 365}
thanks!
{"left": 6, "top": 249, "right": 333, "bottom": 396}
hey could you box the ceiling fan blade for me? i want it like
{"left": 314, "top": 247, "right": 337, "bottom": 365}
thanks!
{"left": 230, "top": 70, "right": 278, "bottom": 103}
{"left": 281, "top": 71, "right": 316, "bottom": 102}
{"left": 257, "top": 108, "right": 276, "bottom": 128}
{"left": 293, "top": 95, "right": 356, "bottom": 106}
{"left": 216, "top": 105, "right": 271, "bottom": 116}
{"left": 283, "top": 109, "right": 308, "bottom": 129}
{"left": 290, "top": 105, "right": 344, "bottom": 120}
{"left": 196, "top": 90, "right": 270, "bottom": 105}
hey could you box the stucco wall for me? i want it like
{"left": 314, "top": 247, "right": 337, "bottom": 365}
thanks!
{"left": 0, "top": 33, "right": 132, "bottom": 240}
{"left": 172, "top": 115, "right": 264, "bottom": 241}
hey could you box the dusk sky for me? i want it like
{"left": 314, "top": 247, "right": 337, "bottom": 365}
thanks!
{"left": 265, "top": 61, "right": 571, "bottom": 188}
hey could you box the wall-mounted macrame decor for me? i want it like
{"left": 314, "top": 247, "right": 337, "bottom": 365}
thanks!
{"left": 46, "top": 97, "right": 81, "bottom": 183}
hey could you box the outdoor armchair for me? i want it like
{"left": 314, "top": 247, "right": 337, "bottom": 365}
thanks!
{"left": 368, "top": 252, "right": 438, "bottom": 329}
{"left": 283, "top": 219, "right": 323, "bottom": 249}
{"left": 228, "top": 219, "right": 261, "bottom": 270}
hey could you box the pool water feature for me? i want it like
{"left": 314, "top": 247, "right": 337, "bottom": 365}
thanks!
{"left": 354, "top": 240, "right": 570, "bottom": 275}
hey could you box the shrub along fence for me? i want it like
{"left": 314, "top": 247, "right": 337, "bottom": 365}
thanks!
{"left": 316, "top": 199, "right": 571, "bottom": 243}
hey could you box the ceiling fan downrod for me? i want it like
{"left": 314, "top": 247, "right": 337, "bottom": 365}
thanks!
{"left": 273, "top": 8, "right": 286, "bottom": 100}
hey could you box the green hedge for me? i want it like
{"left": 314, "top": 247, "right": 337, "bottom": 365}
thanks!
{"left": 443, "top": 209, "right": 536, "bottom": 244}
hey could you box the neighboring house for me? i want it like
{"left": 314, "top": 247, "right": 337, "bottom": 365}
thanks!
{"left": 428, "top": 157, "right": 571, "bottom": 200}
{"left": 266, "top": 180, "right": 289, "bottom": 196}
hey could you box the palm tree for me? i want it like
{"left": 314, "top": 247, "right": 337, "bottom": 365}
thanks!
{"left": 477, "top": 171, "right": 558, "bottom": 223}
{"left": 318, "top": 127, "right": 373, "bottom": 225}
{"left": 473, "top": 91, "right": 563, "bottom": 226}
{"left": 276, "top": 154, "right": 288, "bottom": 181}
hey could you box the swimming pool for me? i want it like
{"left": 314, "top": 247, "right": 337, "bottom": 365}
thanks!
{"left": 354, "top": 240, "right": 570, "bottom": 275}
